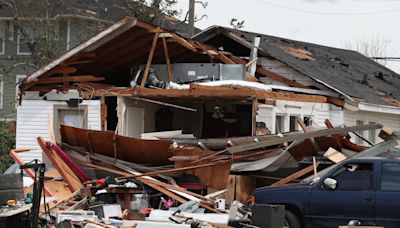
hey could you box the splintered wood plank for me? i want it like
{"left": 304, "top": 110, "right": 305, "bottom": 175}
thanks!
{"left": 162, "top": 37, "right": 173, "bottom": 81}
{"left": 37, "top": 137, "right": 83, "bottom": 192}
{"left": 116, "top": 162, "right": 223, "bottom": 180}
{"left": 141, "top": 32, "right": 160, "bottom": 87}
{"left": 193, "top": 41, "right": 215, "bottom": 62}
{"left": 100, "top": 96, "right": 107, "bottom": 131}
{"left": 227, "top": 123, "right": 383, "bottom": 154}
{"left": 235, "top": 175, "right": 256, "bottom": 203}
{"left": 271, "top": 163, "right": 319, "bottom": 187}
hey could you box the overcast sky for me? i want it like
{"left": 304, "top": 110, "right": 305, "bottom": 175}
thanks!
{"left": 175, "top": 0, "right": 400, "bottom": 73}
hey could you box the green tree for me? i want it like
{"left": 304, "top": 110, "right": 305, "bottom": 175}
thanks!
{"left": 0, "top": 121, "right": 16, "bottom": 173}
{"left": 126, "top": 0, "right": 180, "bottom": 25}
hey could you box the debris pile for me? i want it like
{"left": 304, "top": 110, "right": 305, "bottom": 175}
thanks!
{"left": 2, "top": 120, "right": 398, "bottom": 228}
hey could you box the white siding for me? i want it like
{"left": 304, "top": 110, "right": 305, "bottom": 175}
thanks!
{"left": 256, "top": 104, "right": 274, "bottom": 131}
{"left": 16, "top": 99, "right": 101, "bottom": 162}
{"left": 344, "top": 110, "right": 400, "bottom": 144}
{"left": 258, "top": 58, "right": 326, "bottom": 89}
{"left": 256, "top": 100, "right": 334, "bottom": 134}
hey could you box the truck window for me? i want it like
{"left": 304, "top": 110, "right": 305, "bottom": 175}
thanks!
{"left": 331, "top": 163, "right": 373, "bottom": 191}
{"left": 381, "top": 163, "right": 400, "bottom": 191}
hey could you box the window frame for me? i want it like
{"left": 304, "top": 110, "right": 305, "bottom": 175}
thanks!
{"left": 5, "top": 20, "right": 14, "bottom": 41}
{"left": 53, "top": 104, "right": 89, "bottom": 142}
{"left": 17, "top": 31, "right": 32, "bottom": 55}
{"left": 0, "top": 22, "right": 5, "bottom": 55}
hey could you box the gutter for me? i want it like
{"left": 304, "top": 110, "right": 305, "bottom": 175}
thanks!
{"left": 357, "top": 102, "right": 400, "bottom": 115}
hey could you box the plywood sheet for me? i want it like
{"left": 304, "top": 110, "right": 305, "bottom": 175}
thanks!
{"left": 87, "top": 131, "right": 115, "bottom": 157}
{"left": 174, "top": 147, "right": 231, "bottom": 190}
{"left": 324, "top": 147, "right": 347, "bottom": 163}
{"left": 60, "top": 125, "right": 91, "bottom": 150}
{"left": 115, "top": 135, "right": 174, "bottom": 165}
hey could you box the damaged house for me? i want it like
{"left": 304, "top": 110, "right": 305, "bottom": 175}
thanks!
{"left": 193, "top": 26, "right": 400, "bottom": 143}
{"left": 16, "top": 17, "right": 400, "bottom": 165}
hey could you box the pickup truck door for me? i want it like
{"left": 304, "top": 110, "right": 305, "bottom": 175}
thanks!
{"left": 374, "top": 162, "right": 400, "bottom": 228}
{"left": 307, "top": 162, "right": 375, "bottom": 228}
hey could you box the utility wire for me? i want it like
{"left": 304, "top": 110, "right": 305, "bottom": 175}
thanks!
{"left": 371, "top": 57, "right": 400, "bottom": 60}
{"left": 253, "top": 0, "right": 400, "bottom": 15}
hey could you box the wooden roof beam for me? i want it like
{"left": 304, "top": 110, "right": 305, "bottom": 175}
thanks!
{"left": 26, "top": 85, "right": 81, "bottom": 92}
{"left": 141, "top": 32, "right": 160, "bottom": 87}
{"left": 33, "top": 75, "right": 105, "bottom": 84}
{"left": 89, "top": 36, "right": 155, "bottom": 75}
{"left": 22, "top": 66, "right": 78, "bottom": 91}
{"left": 67, "top": 52, "right": 96, "bottom": 62}
{"left": 47, "top": 66, "right": 77, "bottom": 74}
{"left": 170, "top": 34, "right": 197, "bottom": 52}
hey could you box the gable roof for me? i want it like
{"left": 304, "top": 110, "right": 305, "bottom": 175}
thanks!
{"left": 21, "top": 17, "right": 211, "bottom": 91}
{"left": 194, "top": 26, "right": 400, "bottom": 107}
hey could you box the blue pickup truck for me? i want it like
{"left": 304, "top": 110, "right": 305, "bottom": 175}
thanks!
{"left": 252, "top": 157, "right": 400, "bottom": 228}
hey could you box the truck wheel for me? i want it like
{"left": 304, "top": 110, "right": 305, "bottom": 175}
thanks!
{"left": 284, "top": 210, "right": 301, "bottom": 228}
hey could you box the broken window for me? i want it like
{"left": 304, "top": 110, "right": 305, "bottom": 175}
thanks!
{"left": 304, "top": 116, "right": 313, "bottom": 127}
{"left": 381, "top": 163, "right": 400, "bottom": 191}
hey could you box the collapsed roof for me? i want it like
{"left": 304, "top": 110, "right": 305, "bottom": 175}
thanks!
{"left": 20, "top": 17, "right": 338, "bottom": 104}
{"left": 194, "top": 26, "right": 400, "bottom": 107}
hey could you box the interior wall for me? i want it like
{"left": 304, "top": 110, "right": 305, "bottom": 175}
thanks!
{"left": 122, "top": 97, "right": 203, "bottom": 138}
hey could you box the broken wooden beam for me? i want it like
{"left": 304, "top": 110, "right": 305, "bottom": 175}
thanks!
{"left": 162, "top": 37, "right": 173, "bottom": 81}
{"left": 271, "top": 163, "right": 319, "bottom": 187}
{"left": 227, "top": 123, "right": 383, "bottom": 153}
{"left": 140, "top": 32, "right": 160, "bottom": 87}
{"left": 33, "top": 76, "right": 105, "bottom": 84}
{"left": 115, "top": 161, "right": 223, "bottom": 180}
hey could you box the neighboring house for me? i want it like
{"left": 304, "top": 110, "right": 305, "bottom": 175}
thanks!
{"left": 0, "top": 0, "right": 193, "bottom": 120}
{"left": 193, "top": 26, "right": 400, "bottom": 144}
{"left": 16, "top": 18, "right": 400, "bottom": 162}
